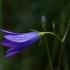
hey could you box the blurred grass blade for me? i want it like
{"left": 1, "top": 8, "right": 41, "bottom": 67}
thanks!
{"left": 62, "top": 20, "right": 70, "bottom": 42}
{"left": 0, "top": 0, "right": 4, "bottom": 70}
{"left": 0, "top": 0, "right": 3, "bottom": 57}
{"left": 63, "top": 44, "right": 69, "bottom": 70}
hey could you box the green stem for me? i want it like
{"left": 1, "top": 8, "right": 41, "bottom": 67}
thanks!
{"left": 62, "top": 20, "right": 70, "bottom": 42}
{"left": 43, "top": 25, "right": 53, "bottom": 70}
{"left": 58, "top": 20, "right": 70, "bottom": 70}
{"left": 44, "top": 35, "right": 53, "bottom": 70}
{"left": 40, "top": 31, "right": 62, "bottom": 70}
{"left": 58, "top": 42, "right": 63, "bottom": 70}
{"left": 41, "top": 32, "right": 62, "bottom": 42}
{"left": 41, "top": 22, "right": 62, "bottom": 70}
{"left": 42, "top": 32, "right": 62, "bottom": 70}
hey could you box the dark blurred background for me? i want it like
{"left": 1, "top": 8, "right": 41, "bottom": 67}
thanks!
{"left": 0, "top": 0, "right": 70, "bottom": 70}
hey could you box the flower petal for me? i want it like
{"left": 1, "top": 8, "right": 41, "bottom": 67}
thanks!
{"left": 6, "top": 37, "right": 39, "bottom": 53}
{"left": 1, "top": 39, "right": 18, "bottom": 47}
{"left": 4, "top": 32, "right": 39, "bottom": 42}
{"left": 5, "top": 50, "right": 20, "bottom": 57}
{"left": 0, "top": 29, "right": 20, "bottom": 35}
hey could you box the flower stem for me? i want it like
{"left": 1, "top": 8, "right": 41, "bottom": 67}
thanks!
{"left": 62, "top": 20, "right": 70, "bottom": 42}
{"left": 58, "top": 42, "right": 63, "bottom": 70}
{"left": 44, "top": 35, "right": 53, "bottom": 70}
{"left": 43, "top": 32, "right": 62, "bottom": 70}
{"left": 43, "top": 32, "right": 62, "bottom": 42}
{"left": 58, "top": 20, "right": 70, "bottom": 70}
{"left": 43, "top": 26, "right": 53, "bottom": 70}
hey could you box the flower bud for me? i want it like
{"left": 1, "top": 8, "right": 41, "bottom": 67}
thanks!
{"left": 41, "top": 15, "right": 46, "bottom": 23}
{"left": 41, "top": 15, "right": 46, "bottom": 31}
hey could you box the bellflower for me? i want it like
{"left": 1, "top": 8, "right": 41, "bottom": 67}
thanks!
{"left": 1, "top": 29, "right": 44, "bottom": 57}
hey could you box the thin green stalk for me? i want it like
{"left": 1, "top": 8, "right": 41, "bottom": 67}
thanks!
{"left": 43, "top": 26, "right": 53, "bottom": 70}
{"left": 42, "top": 32, "right": 62, "bottom": 70}
{"left": 58, "top": 20, "right": 70, "bottom": 70}
{"left": 40, "top": 31, "right": 62, "bottom": 70}
{"left": 58, "top": 42, "right": 63, "bottom": 70}
{"left": 62, "top": 20, "right": 70, "bottom": 42}
{"left": 44, "top": 35, "right": 53, "bottom": 70}
{"left": 43, "top": 31, "right": 62, "bottom": 70}
{"left": 43, "top": 32, "right": 62, "bottom": 42}
{"left": 40, "top": 29, "right": 63, "bottom": 70}
{"left": 41, "top": 18, "right": 62, "bottom": 70}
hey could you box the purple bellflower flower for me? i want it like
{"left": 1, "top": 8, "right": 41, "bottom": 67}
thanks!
{"left": 1, "top": 29, "right": 44, "bottom": 57}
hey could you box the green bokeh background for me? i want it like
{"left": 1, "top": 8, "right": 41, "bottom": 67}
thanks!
{"left": 0, "top": 0, "right": 70, "bottom": 70}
